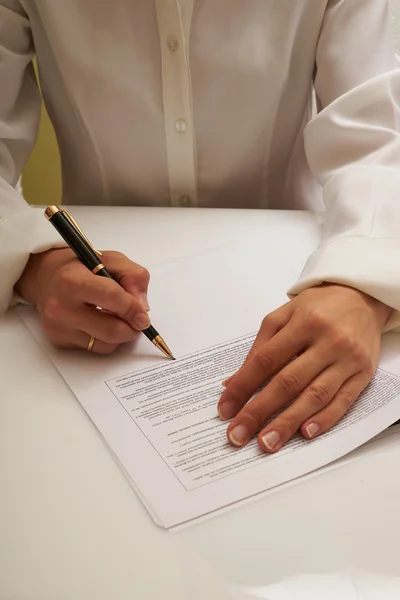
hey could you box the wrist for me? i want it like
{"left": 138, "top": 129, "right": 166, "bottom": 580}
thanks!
{"left": 372, "top": 299, "right": 393, "bottom": 329}
{"left": 320, "top": 282, "right": 392, "bottom": 329}
{"left": 15, "top": 248, "right": 76, "bottom": 305}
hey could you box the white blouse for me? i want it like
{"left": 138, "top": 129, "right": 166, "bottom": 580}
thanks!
{"left": 1, "top": 0, "right": 400, "bottom": 327}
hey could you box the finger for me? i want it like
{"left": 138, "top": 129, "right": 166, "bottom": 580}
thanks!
{"left": 224, "top": 346, "right": 342, "bottom": 449}
{"left": 63, "top": 268, "right": 151, "bottom": 331}
{"left": 76, "top": 331, "right": 120, "bottom": 354}
{"left": 45, "top": 303, "right": 140, "bottom": 346}
{"left": 221, "top": 338, "right": 264, "bottom": 388}
{"left": 256, "top": 364, "right": 352, "bottom": 453}
{"left": 222, "top": 334, "right": 272, "bottom": 388}
{"left": 218, "top": 316, "right": 305, "bottom": 421}
{"left": 45, "top": 326, "right": 120, "bottom": 355}
{"left": 222, "top": 305, "right": 291, "bottom": 387}
{"left": 300, "top": 372, "right": 370, "bottom": 440}
{"left": 76, "top": 307, "right": 140, "bottom": 345}
{"left": 102, "top": 251, "right": 151, "bottom": 310}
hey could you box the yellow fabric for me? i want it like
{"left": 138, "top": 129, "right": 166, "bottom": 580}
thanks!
{"left": 21, "top": 61, "right": 61, "bottom": 206}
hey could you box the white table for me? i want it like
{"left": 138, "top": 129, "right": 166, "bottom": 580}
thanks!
{"left": 2, "top": 207, "right": 400, "bottom": 600}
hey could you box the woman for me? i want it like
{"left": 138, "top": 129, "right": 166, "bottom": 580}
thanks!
{"left": 1, "top": 0, "right": 399, "bottom": 453}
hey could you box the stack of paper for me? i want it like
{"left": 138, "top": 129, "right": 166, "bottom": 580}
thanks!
{"left": 18, "top": 240, "right": 400, "bottom": 528}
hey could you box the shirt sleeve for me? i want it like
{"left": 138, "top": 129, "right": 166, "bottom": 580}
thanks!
{"left": 0, "top": 0, "right": 65, "bottom": 315}
{"left": 288, "top": 0, "right": 400, "bottom": 331}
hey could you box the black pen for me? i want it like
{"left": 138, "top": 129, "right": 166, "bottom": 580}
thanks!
{"left": 44, "top": 205, "right": 175, "bottom": 360}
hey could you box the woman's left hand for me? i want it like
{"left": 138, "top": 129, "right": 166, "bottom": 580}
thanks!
{"left": 218, "top": 284, "right": 392, "bottom": 453}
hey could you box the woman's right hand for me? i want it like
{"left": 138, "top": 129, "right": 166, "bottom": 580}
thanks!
{"left": 15, "top": 248, "right": 151, "bottom": 354}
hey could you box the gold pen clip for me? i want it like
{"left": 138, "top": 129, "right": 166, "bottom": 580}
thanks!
{"left": 61, "top": 210, "right": 103, "bottom": 256}
{"left": 45, "top": 205, "right": 102, "bottom": 256}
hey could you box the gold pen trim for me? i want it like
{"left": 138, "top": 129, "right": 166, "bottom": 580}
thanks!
{"left": 44, "top": 205, "right": 102, "bottom": 256}
{"left": 44, "top": 205, "right": 60, "bottom": 220}
{"left": 92, "top": 264, "right": 106, "bottom": 275}
{"left": 152, "top": 335, "right": 174, "bottom": 359}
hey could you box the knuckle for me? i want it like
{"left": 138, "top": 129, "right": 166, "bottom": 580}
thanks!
{"left": 306, "top": 383, "right": 331, "bottom": 409}
{"left": 42, "top": 296, "right": 63, "bottom": 321}
{"left": 244, "top": 410, "right": 267, "bottom": 432}
{"left": 245, "top": 347, "right": 261, "bottom": 366}
{"left": 230, "top": 378, "right": 253, "bottom": 400}
{"left": 245, "top": 347, "right": 256, "bottom": 362}
{"left": 295, "top": 306, "right": 326, "bottom": 329}
{"left": 57, "top": 266, "right": 78, "bottom": 290}
{"left": 330, "top": 333, "right": 374, "bottom": 375}
{"left": 277, "top": 414, "right": 299, "bottom": 433}
{"left": 107, "top": 321, "right": 129, "bottom": 344}
{"left": 122, "top": 265, "right": 150, "bottom": 287}
{"left": 276, "top": 371, "right": 300, "bottom": 397}
{"left": 119, "top": 264, "right": 150, "bottom": 289}
{"left": 261, "top": 315, "right": 272, "bottom": 329}
{"left": 364, "top": 359, "right": 376, "bottom": 379}
{"left": 350, "top": 343, "right": 373, "bottom": 371}
{"left": 254, "top": 348, "right": 275, "bottom": 372}
{"left": 330, "top": 329, "right": 353, "bottom": 354}
{"left": 103, "top": 285, "right": 122, "bottom": 308}
{"left": 338, "top": 388, "right": 355, "bottom": 409}
{"left": 121, "top": 298, "right": 139, "bottom": 322}
{"left": 104, "top": 250, "right": 120, "bottom": 259}
{"left": 137, "top": 265, "right": 150, "bottom": 284}
{"left": 261, "top": 313, "right": 281, "bottom": 333}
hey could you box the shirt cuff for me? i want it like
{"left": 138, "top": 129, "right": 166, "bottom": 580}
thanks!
{"left": 288, "top": 235, "right": 400, "bottom": 332}
{"left": 0, "top": 206, "right": 67, "bottom": 313}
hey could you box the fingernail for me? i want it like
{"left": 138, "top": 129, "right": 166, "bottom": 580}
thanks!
{"left": 261, "top": 430, "right": 280, "bottom": 450}
{"left": 229, "top": 425, "right": 250, "bottom": 447}
{"left": 222, "top": 376, "right": 233, "bottom": 388}
{"left": 218, "top": 401, "right": 236, "bottom": 420}
{"left": 139, "top": 293, "right": 150, "bottom": 311}
{"left": 306, "top": 423, "right": 320, "bottom": 438}
{"left": 134, "top": 312, "right": 151, "bottom": 330}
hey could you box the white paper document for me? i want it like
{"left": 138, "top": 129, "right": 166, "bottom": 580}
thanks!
{"left": 18, "top": 241, "right": 400, "bottom": 528}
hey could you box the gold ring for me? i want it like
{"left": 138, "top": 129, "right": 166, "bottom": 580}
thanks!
{"left": 87, "top": 336, "right": 95, "bottom": 352}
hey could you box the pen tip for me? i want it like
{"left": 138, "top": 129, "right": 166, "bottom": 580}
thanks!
{"left": 171, "top": 355, "right": 176, "bottom": 361}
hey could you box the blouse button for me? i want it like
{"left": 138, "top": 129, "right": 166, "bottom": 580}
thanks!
{"left": 167, "top": 37, "right": 179, "bottom": 52}
{"left": 175, "top": 119, "right": 187, "bottom": 133}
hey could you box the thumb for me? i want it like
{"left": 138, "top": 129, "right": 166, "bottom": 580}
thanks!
{"left": 102, "top": 251, "right": 151, "bottom": 310}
